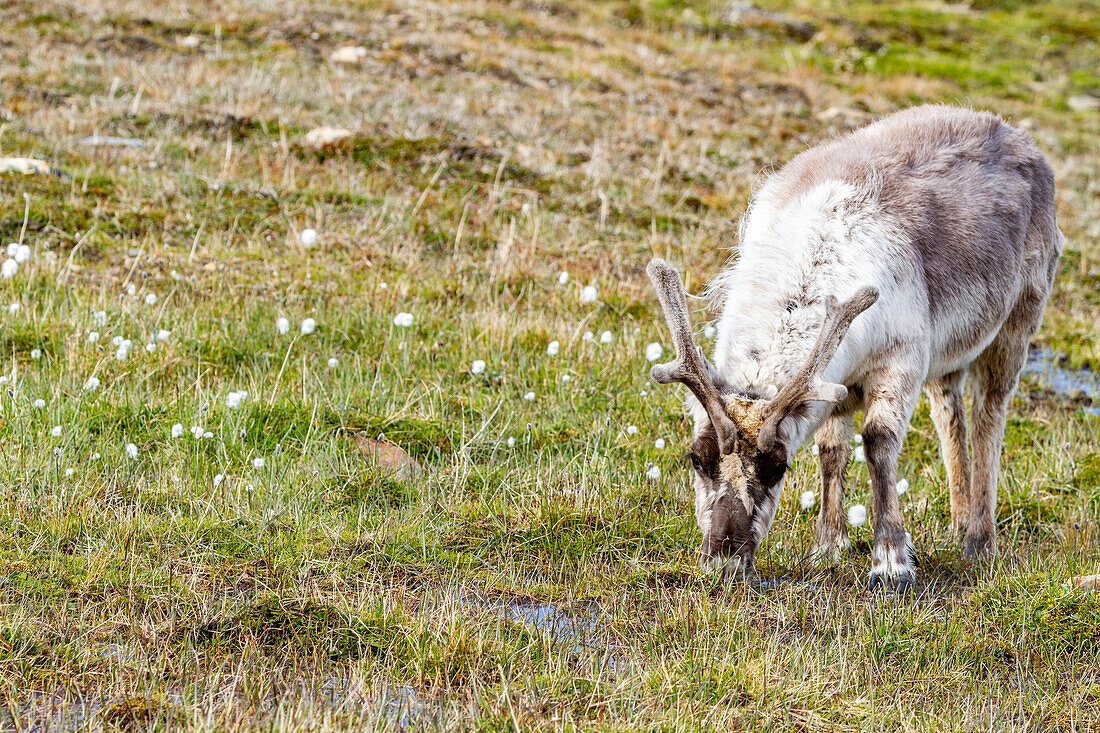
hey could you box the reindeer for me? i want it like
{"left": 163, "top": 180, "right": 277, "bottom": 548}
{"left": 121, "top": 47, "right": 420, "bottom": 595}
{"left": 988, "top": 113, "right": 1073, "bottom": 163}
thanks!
{"left": 649, "top": 105, "right": 1062, "bottom": 590}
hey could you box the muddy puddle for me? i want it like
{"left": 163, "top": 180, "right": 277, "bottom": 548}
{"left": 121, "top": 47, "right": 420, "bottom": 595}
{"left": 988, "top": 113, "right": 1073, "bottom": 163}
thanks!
{"left": 1022, "top": 348, "right": 1099, "bottom": 415}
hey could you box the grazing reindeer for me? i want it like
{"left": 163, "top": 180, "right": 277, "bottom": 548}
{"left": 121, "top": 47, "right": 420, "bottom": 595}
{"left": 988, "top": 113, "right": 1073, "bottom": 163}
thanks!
{"left": 649, "top": 105, "right": 1062, "bottom": 590}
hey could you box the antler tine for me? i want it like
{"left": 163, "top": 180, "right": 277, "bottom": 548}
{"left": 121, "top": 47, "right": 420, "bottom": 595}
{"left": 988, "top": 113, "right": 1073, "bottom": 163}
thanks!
{"left": 646, "top": 258, "right": 739, "bottom": 454}
{"left": 757, "top": 286, "right": 879, "bottom": 451}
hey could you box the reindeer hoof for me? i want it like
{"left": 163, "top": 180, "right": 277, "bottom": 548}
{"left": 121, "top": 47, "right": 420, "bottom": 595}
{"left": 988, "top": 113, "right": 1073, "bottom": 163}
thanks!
{"left": 868, "top": 573, "right": 914, "bottom": 594}
{"left": 701, "top": 553, "right": 752, "bottom": 582}
{"left": 869, "top": 540, "right": 916, "bottom": 593}
{"left": 963, "top": 533, "right": 995, "bottom": 559}
{"left": 810, "top": 534, "right": 852, "bottom": 565}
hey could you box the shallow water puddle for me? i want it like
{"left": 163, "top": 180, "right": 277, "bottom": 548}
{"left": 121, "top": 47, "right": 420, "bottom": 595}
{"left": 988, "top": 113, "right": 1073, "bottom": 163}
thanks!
{"left": 504, "top": 601, "right": 601, "bottom": 645}
{"left": 462, "top": 596, "right": 626, "bottom": 671}
{"left": 1022, "top": 348, "right": 1099, "bottom": 415}
{"left": 749, "top": 577, "right": 825, "bottom": 592}
{"left": 365, "top": 682, "right": 439, "bottom": 730}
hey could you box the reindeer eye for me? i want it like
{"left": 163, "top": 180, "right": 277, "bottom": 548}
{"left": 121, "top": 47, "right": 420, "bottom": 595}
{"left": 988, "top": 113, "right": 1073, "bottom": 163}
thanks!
{"left": 689, "top": 435, "right": 719, "bottom": 474}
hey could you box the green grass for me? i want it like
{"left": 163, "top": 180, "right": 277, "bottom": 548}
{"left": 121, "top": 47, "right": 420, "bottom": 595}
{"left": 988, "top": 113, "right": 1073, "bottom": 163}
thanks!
{"left": 1, "top": 0, "right": 1099, "bottom": 729}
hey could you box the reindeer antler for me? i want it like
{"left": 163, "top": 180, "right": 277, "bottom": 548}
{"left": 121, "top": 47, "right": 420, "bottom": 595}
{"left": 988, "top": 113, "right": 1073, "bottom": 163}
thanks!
{"left": 756, "top": 286, "right": 879, "bottom": 451}
{"left": 647, "top": 258, "right": 739, "bottom": 455}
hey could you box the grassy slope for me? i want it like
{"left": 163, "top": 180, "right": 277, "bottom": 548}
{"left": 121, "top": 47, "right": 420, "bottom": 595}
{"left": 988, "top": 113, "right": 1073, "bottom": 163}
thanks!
{"left": 1, "top": 0, "right": 1099, "bottom": 729}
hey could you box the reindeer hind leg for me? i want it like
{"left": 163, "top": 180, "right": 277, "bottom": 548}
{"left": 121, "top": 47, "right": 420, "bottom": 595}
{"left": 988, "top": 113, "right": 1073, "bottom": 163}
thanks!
{"left": 925, "top": 370, "right": 972, "bottom": 536}
{"left": 964, "top": 291, "right": 1046, "bottom": 559}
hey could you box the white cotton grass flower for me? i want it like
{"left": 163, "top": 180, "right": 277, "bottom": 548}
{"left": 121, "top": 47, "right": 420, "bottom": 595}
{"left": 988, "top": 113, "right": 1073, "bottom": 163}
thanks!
{"left": 471, "top": 359, "right": 486, "bottom": 374}
{"left": 1, "top": 259, "right": 17, "bottom": 278}
{"left": 301, "top": 317, "right": 317, "bottom": 334}
{"left": 91, "top": 451, "right": 101, "bottom": 460}
{"left": 87, "top": 331, "right": 100, "bottom": 343}
{"left": 328, "top": 357, "right": 338, "bottom": 369}
{"left": 811, "top": 443, "right": 820, "bottom": 456}
{"left": 561, "top": 374, "right": 571, "bottom": 382}
{"left": 115, "top": 345, "right": 130, "bottom": 361}
{"left": 8, "top": 303, "right": 18, "bottom": 314}
{"left": 13, "top": 244, "right": 30, "bottom": 263}
{"left": 252, "top": 457, "right": 265, "bottom": 468}
{"left": 144, "top": 293, "right": 157, "bottom": 306}
{"left": 145, "top": 343, "right": 156, "bottom": 353}
{"left": 299, "top": 228, "right": 317, "bottom": 247}
{"left": 83, "top": 376, "right": 100, "bottom": 392}
{"left": 654, "top": 438, "right": 666, "bottom": 450}
{"left": 507, "top": 436, "right": 516, "bottom": 447}
{"left": 0, "top": 376, "right": 8, "bottom": 386}
{"left": 547, "top": 340, "right": 560, "bottom": 356}
{"left": 600, "top": 330, "right": 613, "bottom": 344}
{"left": 156, "top": 329, "right": 171, "bottom": 341}
{"left": 93, "top": 310, "right": 107, "bottom": 326}
{"left": 214, "top": 473, "right": 225, "bottom": 487}
{"left": 203, "top": 432, "right": 213, "bottom": 439}
{"left": 50, "top": 426, "right": 62, "bottom": 437}
{"left": 896, "top": 478, "right": 910, "bottom": 495}
{"left": 125, "top": 443, "right": 138, "bottom": 460}
{"left": 226, "top": 390, "right": 248, "bottom": 409}
{"left": 65, "top": 468, "right": 75, "bottom": 477}
{"left": 582, "top": 331, "right": 594, "bottom": 342}
{"left": 126, "top": 283, "right": 136, "bottom": 296}
{"left": 112, "top": 336, "right": 124, "bottom": 347}
{"left": 392, "top": 312, "right": 414, "bottom": 328}
{"left": 523, "top": 391, "right": 535, "bottom": 402}
{"left": 558, "top": 271, "right": 569, "bottom": 285}
{"left": 171, "top": 423, "right": 184, "bottom": 438}
{"left": 626, "top": 425, "right": 638, "bottom": 435}
{"left": 33, "top": 399, "right": 46, "bottom": 408}
{"left": 645, "top": 464, "right": 661, "bottom": 481}
{"left": 853, "top": 445, "right": 866, "bottom": 463}
{"left": 800, "top": 490, "right": 816, "bottom": 510}
{"left": 276, "top": 317, "right": 290, "bottom": 335}
{"left": 190, "top": 425, "right": 204, "bottom": 438}
{"left": 580, "top": 285, "right": 598, "bottom": 304}
{"left": 847, "top": 504, "right": 867, "bottom": 527}
{"left": 853, "top": 434, "right": 863, "bottom": 444}
{"left": 703, "top": 325, "right": 717, "bottom": 339}
{"left": 30, "top": 348, "right": 41, "bottom": 360}
{"left": 645, "top": 342, "right": 664, "bottom": 362}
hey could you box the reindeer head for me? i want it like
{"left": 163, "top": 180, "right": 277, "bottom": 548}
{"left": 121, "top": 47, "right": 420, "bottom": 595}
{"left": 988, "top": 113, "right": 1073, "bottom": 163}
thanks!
{"left": 646, "top": 258, "right": 877, "bottom": 578}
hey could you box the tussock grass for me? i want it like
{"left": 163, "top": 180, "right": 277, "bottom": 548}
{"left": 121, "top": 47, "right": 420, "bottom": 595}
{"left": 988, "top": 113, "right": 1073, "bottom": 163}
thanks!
{"left": 1, "top": 0, "right": 1099, "bottom": 729}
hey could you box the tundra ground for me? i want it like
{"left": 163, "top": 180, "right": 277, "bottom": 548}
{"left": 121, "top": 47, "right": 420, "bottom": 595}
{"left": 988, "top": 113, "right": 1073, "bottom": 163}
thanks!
{"left": 2, "top": 0, "right": 1099, "bottom": 729}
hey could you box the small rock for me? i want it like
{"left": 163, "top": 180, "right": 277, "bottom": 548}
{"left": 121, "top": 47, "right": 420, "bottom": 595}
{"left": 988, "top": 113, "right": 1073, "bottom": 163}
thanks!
{"left": 1071, "top": 575, "right": 1100, "bottom": 590}
{"left": 302, "top": 126, "right": 353, "bottom": 147}
{"left": 329, "top": 46, "right": 368, "bottom": 65}
{"left": 353, "top": 436, "right": 420, "bottom": 481}
{"left": 1067, "top": 95, "right": 1100, "bottom": 113}
{"left": 0, "top": 157, "right": 51, "bottom": 175}
{"left": 817, "top": 106, "right": 871, "bottom": 126}
{"left": 79, "top": 135, "right": 145, "bottom": 148}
